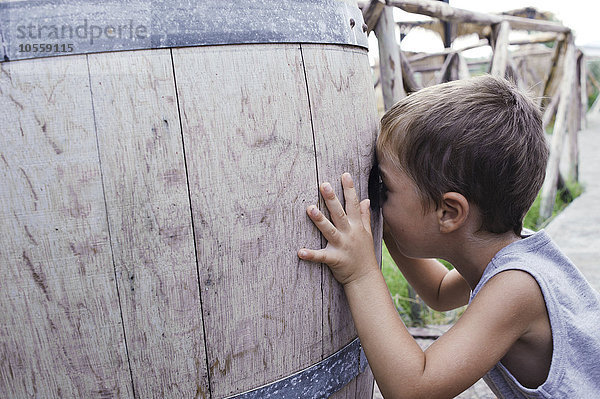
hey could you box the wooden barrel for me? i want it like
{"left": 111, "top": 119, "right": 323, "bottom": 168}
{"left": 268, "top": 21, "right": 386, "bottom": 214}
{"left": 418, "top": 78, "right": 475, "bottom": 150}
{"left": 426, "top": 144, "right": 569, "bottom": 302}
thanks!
{"left": 0, "top": 1, "right": 381, "bottom": 397}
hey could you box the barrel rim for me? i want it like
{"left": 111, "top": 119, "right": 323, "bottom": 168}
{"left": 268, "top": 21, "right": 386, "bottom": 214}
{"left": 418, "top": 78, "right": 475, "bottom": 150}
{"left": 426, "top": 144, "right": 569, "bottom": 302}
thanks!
{"left": 0, "top": 0, "right": 369, "bottom": 62}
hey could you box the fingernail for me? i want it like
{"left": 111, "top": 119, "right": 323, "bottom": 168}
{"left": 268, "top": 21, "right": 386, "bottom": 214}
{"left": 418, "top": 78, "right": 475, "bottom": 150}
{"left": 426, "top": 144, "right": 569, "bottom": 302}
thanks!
{"left": 310, "top": 206, "right": 319, "bottom": 216}
{"left": 298, "top": 249, "right": 308, "bottom": 258}
{"left": 322, "top": 183, "right": 332, "bottom": 193}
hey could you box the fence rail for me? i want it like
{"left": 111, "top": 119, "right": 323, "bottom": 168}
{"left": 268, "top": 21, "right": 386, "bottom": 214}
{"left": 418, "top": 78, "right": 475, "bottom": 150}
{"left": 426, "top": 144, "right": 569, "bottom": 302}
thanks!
{"left": 360, "top": 0, "right": 588, "bottom": 223}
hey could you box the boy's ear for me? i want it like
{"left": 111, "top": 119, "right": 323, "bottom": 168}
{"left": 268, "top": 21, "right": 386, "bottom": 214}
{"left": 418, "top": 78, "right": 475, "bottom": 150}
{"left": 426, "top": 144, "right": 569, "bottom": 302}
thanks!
{"left": 436, "top": 192, "right": 469, "bottom": 233}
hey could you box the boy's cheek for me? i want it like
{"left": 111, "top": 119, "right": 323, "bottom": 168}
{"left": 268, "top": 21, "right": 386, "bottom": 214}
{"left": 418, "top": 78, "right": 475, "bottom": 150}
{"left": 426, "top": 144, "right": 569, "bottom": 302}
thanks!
{"left": 381, "top": 201, "right": 391, "bottom": 220}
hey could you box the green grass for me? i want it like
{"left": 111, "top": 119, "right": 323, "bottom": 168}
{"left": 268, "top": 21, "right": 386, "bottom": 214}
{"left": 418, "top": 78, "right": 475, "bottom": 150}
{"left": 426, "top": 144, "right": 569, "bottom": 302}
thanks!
{"left": 381, "top": 244, "right": 411, "bottom": 324}
{"left": 382, "top": 181, "right": 583, "bottom": 326}
{"left": 382, "top": 244, "right": 464, "bottom": 327}
{"left": 523, "top": 180, "right": 584, "bottom": 230}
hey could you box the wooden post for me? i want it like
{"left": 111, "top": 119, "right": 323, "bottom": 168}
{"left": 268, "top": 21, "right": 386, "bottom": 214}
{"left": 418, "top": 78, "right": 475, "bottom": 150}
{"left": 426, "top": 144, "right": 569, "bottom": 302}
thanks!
{"left": 408, "top": 39, "right": 489, "bottom": 62}
{"left": 398, "top": 48, "right": 423, "bottom": 92}
{"left": 516, "top": 57, "right": 527, "bottom": 81}
{"left": 509, "top": 32, "right": 559, "bottom": 45}
{"left": 361, "top": 0, "right": 386, "bottom": 34}
{"left": 579, "top": 52, "right": 587, "bottom": 129}
{"left": 437, "top": 53, "right": 456, "bottom": 84}
{"left": 542, "top": 91, "right": 560, "bottom": 131}
{"left": 541, "top": 37, "right": 565, "bottom": 108}
{"left": 437, "top": 0, "right": 454, "bottom": 48}
{"left": 437, "top": 0, "right": 457, "bottom": 81}
{"left": 539, "top": 34, "right": 576, "bottom": 222}
{"left": 388, "top": 0, "right": 569, "bottom": 33}
{"left": 566, "top": 52, "right": 584, "bottom": 182}
{"left": 448, "top": 55, "right": 459, "bottom": 82}
{"left": 507, "top": 58, "right": 526, "bottom": 90}
{"left": 406, "top": 35, "right": 554, "bottom": 62}
{"left": 518, "top": 58, "right": 531, "bottom": 88}
{"left": 490, "top": 21, "right": 510, "bottom": 78}
{"left": 375, "top": 5, "right": 406, "bottom": 110}
{"left": 457, "top": 53, "right": 470, "bottom": 80}
{"left": 566, "top": 74, "right": 580, "bottom": 182}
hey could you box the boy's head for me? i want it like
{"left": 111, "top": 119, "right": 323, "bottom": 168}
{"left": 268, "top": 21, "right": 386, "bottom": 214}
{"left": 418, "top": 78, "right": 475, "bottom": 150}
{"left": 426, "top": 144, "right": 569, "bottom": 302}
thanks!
{"left": 376, "top": 75, "right": 549, "bottom": 236}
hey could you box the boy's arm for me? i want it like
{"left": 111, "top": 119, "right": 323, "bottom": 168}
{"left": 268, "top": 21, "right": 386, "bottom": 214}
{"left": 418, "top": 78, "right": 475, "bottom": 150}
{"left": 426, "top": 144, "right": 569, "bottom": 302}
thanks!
{"left": 343, "top": 267, "right": 543, "bottom": 398}
{"left": 298, "top": 174, "right": 546, "bottom": 398}
{"left": 384, "top": 224, "right": 470, "bottom": 311}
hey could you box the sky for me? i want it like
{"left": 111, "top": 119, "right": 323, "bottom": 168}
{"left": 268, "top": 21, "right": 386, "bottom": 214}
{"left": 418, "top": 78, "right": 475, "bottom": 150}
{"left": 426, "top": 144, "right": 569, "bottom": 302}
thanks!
{"left": 379, "top": 0, "right": 597, "bottom": 57}
{"left": 451, "top": 0, "right": 596, "bottom": 46}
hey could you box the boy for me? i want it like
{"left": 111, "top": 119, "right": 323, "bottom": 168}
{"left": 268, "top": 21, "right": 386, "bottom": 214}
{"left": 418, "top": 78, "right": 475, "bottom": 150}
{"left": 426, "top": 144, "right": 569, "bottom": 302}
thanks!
{"left": 297, "top": 75, "right": 600, "bottom": 398}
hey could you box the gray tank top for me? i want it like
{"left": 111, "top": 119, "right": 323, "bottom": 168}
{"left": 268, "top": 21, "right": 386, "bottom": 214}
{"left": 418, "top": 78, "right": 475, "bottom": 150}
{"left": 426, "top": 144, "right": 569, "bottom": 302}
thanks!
{"left": 469, "top": 229, "right": 600, "bottom": 398}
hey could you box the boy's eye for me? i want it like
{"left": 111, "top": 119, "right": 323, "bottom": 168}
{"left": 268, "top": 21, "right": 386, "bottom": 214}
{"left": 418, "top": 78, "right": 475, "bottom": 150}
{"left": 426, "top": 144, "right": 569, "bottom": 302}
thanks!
{"left": 379, "top": 176, "right": 388, "bottom": 203}
{"left": 368, "top": 161, "right": 387, "bottom": 210}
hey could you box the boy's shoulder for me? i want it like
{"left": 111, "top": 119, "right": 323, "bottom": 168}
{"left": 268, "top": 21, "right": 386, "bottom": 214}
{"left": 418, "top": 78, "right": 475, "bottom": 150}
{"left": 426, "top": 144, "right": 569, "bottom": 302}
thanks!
{"left": 472, "top": 230, "right": 552, "bottom": 296}
{"left": 476, "top": 230, "right": 600, "bottom": 396}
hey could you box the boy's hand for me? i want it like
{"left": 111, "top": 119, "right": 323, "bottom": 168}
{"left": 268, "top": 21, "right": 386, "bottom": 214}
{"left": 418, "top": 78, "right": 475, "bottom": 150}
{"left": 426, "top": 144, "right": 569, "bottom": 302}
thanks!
{"left": 298, "top": 173, "right": 378, "bottom": 286}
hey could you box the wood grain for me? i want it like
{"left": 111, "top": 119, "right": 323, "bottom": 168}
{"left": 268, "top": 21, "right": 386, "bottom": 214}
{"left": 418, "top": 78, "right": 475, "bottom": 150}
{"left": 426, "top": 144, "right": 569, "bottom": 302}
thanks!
{"left": 0, "top": 42, "right": 380, "bottom": 398}
{"left": 390, "top": 0, "right": 569, "bottom": 33}
{"left": 87, "top": 49, "right": 209, "bottom": 398}
{"left": 355, "top": 366, "right": 376, "bottom": 399}
{"left": 541, "top": 37, "right": 566, "bottom": 109}
{"left": 490, "top": 21, "right": 510, "bottom": 78}
{"left": 0, "top": 56, "right": 133, "bottom": 397}
{"left": 540, "top": 35, "right": 577, "bottom": 221}
{"left": 301, "top": 43, "right": 381, "bottom": 397}
{"left": 566, "top": 53, "right": 581, "bottom": 182}
{"left": 579, "top": 53, "right": 587, "bottom": 131}
{"left": 172, "top": 43, "right": 323, "bottom": 397}
{"left": 374, "top": 5, "right": 406, "bottom": 110}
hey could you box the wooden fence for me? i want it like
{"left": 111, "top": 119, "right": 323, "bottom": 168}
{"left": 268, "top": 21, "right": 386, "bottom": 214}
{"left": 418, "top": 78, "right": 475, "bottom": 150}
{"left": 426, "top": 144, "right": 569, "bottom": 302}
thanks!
{"left": 360, "top": 0, "right": 589, "bottom": 223}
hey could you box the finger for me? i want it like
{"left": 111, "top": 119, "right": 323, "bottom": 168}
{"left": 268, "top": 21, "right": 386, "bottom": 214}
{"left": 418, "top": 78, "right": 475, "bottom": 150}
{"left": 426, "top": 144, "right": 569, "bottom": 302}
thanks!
{"left": 360, "top": 199, "right": 373, "bottom": 235}
{"left": 297, "top": 248, "right": 336, "bottom": 265}
{"left": 320, "top": 182, "right": 350, "bottom": 231}
{"left": 341, "top": 173, "right": 361, "bottom": 221}
{"left": 306, "top": 205, "right": 341, "bottom": 243}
